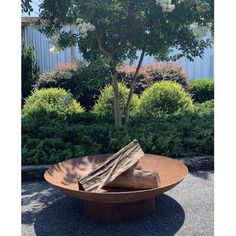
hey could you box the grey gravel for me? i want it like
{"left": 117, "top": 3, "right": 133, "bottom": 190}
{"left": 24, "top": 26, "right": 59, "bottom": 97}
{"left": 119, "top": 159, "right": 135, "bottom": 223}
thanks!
{"left": 22, "top": 171, "right": 213, "bottom": 236}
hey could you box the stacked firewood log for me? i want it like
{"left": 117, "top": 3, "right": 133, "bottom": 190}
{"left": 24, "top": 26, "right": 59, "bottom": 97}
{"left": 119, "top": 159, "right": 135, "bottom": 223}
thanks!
{"left": 78, "top": 140, "right": 160, "bottom": 192}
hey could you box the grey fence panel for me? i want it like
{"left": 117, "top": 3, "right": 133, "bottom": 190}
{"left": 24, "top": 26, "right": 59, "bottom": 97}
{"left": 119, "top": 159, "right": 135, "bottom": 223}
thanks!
{"left": 22, "top": 25, "right": 213, "bottom": 79}
{"left": 22, "top": 25, "right": 83, "bottom": 74}
{"left": 138, "top": 46, "right": 214, "bottom": 80}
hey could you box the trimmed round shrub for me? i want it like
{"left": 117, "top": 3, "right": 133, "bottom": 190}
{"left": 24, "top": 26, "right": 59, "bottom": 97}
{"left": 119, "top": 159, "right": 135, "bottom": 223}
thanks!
{"left": 137, "top": 81, "right": 193, "bottom": 118}
{"left": 92, "top": 83, "right": 139, "bottom": 118}
{"left": 22, "top": 88, "right": 85, "bottom": 118}
{"left": 189, "top": 78, "right": 214, "bottom": 103}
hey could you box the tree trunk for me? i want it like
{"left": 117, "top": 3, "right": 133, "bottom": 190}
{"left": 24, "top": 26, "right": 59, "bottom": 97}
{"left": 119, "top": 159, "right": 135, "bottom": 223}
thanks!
{"left": 111, "top": 68, "right": 122, "bottom": 127}
{"left": 124, "top": 46, "right": 146, "bottom": 124}
{"left": 94, "top": 31, "right": 122, "bottom": 127}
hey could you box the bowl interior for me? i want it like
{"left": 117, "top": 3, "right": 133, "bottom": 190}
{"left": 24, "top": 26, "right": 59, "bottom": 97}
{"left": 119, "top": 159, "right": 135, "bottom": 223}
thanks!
{"left": 44, "top": 154, "right": 188, "bottom": 194}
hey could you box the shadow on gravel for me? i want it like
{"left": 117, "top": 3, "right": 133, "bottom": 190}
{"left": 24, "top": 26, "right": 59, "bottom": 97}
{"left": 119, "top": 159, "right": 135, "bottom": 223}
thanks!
{"left": 32, "top": 194, "right": 185, "bottom": 236}
{"left": 190, "top": 171, "right": 214, "bottom": 180}
{"left": 22, "top": 183, "right": 63, "bottom": 226}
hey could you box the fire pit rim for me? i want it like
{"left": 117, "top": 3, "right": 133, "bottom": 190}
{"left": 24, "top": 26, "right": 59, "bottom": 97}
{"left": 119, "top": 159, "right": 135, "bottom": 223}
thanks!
{"left": 44, "top": 153, "right": 188, "bottom": 195}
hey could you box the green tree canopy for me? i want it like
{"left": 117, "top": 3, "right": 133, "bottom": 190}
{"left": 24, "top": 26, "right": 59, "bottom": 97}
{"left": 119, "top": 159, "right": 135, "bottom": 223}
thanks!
{"left": 39, "top": 0, "right": 213, "bottom": 62}
{"left": 21, "top": 0, "right": 33, "bottom": 14}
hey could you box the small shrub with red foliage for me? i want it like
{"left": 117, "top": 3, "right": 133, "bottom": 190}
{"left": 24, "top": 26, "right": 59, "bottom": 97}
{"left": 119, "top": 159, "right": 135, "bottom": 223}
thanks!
{"left": 147, "top": 63, "right": 189, "bottom": 88}
{"left": 116, "top": 65, "right": 150, "bottom": 94}
{"left": 117, "top": 63, "right": 189, "bottom": 94}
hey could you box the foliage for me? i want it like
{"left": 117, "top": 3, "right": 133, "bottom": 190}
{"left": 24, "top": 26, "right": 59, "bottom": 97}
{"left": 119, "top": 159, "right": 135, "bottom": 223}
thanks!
{"left": 35, "top": 61, "right": 109, "bottom": 110}
{"left": 189, "top": 78, "right": 214, "bottom": 103}
{"left": 22, "top": 104, "right": 214, "bottom": 165}
{"left": 116, "top": 64, "right": 150, "bottom": 94}
{"left": 38, "top": 0, "right": 213, "bottom": 126}
{"left": 21, "top": 0, "right": 33, "bottom": 14}
{"left": 22, "top": 88, "right": 85, "bottom": 119}
{"left": 147, "top": 63, "right": 189, "bottom": 89}
{"left": 22, "top": 45, "right": 39, "bottom": 105}
{"left": 117, "top": 63, "right": 189, "bottom": 94}
{"left": 137, "top": 81, "right": 193, "bottom": 118}
{"left": 39, "top": 0, "right": 214, "bottom": 63}
{"left": 92, "top": 83, "right": 139, "bottom": 118}
{"left": 36, "top": 62, "right": 189, "bottom": 111}
{"left": 193, "top": 99, "right": 214, "bottom": 115}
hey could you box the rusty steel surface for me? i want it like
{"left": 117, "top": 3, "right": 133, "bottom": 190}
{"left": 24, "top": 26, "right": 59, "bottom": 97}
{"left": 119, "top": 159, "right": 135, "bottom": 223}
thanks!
{"left": 44, "top": 154, "right": 188, "bottom": 203}
{"left": 44, "top": 154, "right": 188, "bottom": 222}
{"left": 83, "top": 198, "right": 155, "bottom": 222}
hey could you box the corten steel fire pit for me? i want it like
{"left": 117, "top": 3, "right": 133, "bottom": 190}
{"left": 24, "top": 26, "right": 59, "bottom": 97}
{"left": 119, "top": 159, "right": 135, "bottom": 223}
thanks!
{"left": 44, "top": 154, "right": 188, "bottom": 222}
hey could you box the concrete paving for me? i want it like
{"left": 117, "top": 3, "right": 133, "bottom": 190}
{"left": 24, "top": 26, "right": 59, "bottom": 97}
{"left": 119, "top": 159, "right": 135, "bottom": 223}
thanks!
{"left": 22, "top": 171, "right": 213, "bottom": 236}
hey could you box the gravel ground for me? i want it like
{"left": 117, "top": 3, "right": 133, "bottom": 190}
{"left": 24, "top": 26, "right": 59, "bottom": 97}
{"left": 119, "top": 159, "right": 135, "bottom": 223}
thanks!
{"left": 22, "top": 171, "right": 213, "bottom": 236}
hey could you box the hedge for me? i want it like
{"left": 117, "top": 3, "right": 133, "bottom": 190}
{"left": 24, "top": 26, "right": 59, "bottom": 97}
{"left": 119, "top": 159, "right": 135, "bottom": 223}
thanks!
{"left": 22, "top": 102, "right": 214, "bottom": 165}
{"left": 189, "top": 78, "right": 214, "bottom": 103}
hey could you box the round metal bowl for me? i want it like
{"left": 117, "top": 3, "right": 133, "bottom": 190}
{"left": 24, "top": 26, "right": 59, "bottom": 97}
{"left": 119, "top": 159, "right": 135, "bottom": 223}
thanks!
{"left": 44, "top": 154, "right": 188, "bottom": 222}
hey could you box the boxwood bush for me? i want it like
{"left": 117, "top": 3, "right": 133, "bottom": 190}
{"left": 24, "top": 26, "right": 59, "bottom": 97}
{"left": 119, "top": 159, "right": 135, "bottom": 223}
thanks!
{"left": 22, "top": 88, "right": 85, "bottom": 119}
{"left": 189, "top": 78, "right": 214, "bottom": 103}
{"left": 92, "top": 83, "right": 139, "bottom": 118}
{"left": 137, "top": 81, "right": 193, "bottom": 118}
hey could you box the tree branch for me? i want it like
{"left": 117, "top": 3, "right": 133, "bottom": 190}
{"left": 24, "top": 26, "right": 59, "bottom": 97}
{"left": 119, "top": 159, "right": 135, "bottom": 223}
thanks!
{"left": 112, "top": 0, "right": 135, "bottom": 56}
{"left": 125, "top": 43, "right": 147, "bottom": 123}
{"left": 113, "top": 39, "right": 128, "bottom": 55}
{"left": 95, "top": 30, "right": 113, "bottom": 59}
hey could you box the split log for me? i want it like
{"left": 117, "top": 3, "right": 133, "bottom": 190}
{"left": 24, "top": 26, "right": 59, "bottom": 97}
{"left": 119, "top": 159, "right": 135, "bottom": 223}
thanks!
{"left": 78, "top": 139, "right": 144, "bottom": 192}
{"left": 106, "top": 168, "right": 161, "bottom": 190}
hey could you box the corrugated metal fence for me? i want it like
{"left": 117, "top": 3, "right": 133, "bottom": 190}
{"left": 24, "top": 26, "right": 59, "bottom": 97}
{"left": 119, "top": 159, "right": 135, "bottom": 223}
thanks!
{"left": 22, "top": 25, "right": 213, "bottom": 79}
{"left": 139, "top": 46, "right": 214, "bottom": 79}
{"left": 22, "top": 25, "right": 83, "bottom": 74}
